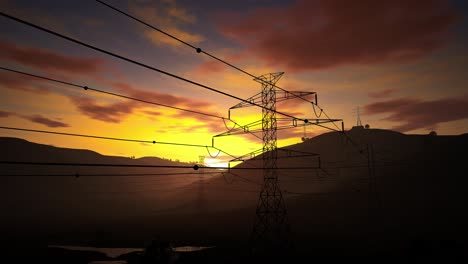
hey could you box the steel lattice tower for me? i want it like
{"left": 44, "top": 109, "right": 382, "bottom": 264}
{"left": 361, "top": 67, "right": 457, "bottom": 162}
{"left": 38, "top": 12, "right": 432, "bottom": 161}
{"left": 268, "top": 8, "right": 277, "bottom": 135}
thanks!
{"left": 251, "top": 72, "right": 290, "bottom": 254}
{"left": 218, "top": 71, "right": 342, "bottom": 254}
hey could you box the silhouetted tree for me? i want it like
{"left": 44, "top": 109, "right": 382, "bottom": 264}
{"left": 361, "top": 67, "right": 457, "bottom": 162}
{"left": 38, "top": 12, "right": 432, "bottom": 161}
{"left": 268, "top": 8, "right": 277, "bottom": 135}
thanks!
{"left": 365, "top": 124, "right": 370, "bottom": 129}
{"left": 429, "top": 130, "right": 437, "bottom": 136}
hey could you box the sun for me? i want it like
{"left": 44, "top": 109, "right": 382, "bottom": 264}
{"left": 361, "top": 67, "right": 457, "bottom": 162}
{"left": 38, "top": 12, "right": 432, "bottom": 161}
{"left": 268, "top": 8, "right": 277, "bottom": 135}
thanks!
{"left": 203, "top": 157, "right": 229, "bottom": 168}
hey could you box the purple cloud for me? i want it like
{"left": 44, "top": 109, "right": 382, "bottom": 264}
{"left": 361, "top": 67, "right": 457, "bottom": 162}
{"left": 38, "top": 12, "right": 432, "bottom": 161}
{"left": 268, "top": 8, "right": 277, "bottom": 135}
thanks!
{"left": 21, "top": 114, "right": 70, "bottom": 128}
{"left": 364, "top": 95, "right": 468, "bottom": 132}
{"left": 218, "top": 0, "right": 458, "bottom": 72}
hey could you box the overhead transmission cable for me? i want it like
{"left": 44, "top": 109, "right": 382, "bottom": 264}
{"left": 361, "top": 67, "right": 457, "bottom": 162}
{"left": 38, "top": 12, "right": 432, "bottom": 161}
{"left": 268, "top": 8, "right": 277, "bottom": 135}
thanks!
{"left": 0, "top": 172, "right": 220, "bottom": 177}
{"left": 94, "top": 0, "right": 314, "bottom": 105}
{"left": 0, "top": 126, "right": 274, "bottom": 171}
{"left": 0, "top": 67, "right": 226, "bottom": 120}
{"left": 0, "top": 126, "right": 317, "bottom": 171}
{"left": 0, "top": 161, "right": 321, "bottom": 170}
{"left": 0, "top": 126, "right": 212, "bottom": 148}
{"left": 0, "top": 11, "right": 350, "bottom": 176}
{"left": 0, "top": 126, "right": 247, "bottom": 162}
{"left": 0, "top": 66, "right": 260, "bottom": 144}
{"left": 0, "top": 11, "right": 306, "bottom": 122}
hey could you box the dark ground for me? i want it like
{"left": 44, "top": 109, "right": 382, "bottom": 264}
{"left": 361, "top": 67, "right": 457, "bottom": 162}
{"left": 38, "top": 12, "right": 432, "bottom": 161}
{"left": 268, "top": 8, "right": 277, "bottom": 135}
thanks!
{"left": 2, "top": 232, "right": 467, "bottom": 263}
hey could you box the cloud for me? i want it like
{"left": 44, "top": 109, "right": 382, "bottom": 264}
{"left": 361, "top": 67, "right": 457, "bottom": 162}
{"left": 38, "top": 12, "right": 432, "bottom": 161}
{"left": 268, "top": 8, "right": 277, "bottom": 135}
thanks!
{"left": 364, "top": 95, "right": 468, "bottom": 132}
{"left": 368, "top": 88, "right": 395, "bottom": 98}
{"left": 217, "top": 0, "right": 458, "bottom": 72}
{"left": 111, "top": 81, "right": 217, "bottom": 110}
{"left": 364, "top": 98, "right": 419, "bottom": 114}
{"left": 0, "top": 70, "right": 51, "bottom": 94}
{"left": 167, "top": 5, "right": 196, "bottom": 24}
{"left": 0, "top": 110, "right": 14, "bottom": 118}
{"left": 130, "top": 0, "right": 203, "bottom": 48}
{"left": 192, "top": 49, "right": 246, "bottom": 75}
{"left": 20, "top": 114, "right": 70, "bottom": 128}
{"left": 276, "top": 97, "right": 313, "bottom": 115}
{"left": 142, "top": 110, "right": 162, "bottom": 116}
{"left": 0, "top": 41, "right": 104, "bottom": 74}
{"left": 0, "top": 109, "right": 70, "bottom": 127}
{"left": 144, "top": 28, "right": 204, "bottom": 47}
{"left": 69, "top": 96, "right": 138, "bottom": 123}
{"left": 278, "top": 127, "right": 317, "bottom": 141}
{"left": 68, "top": 81, "right": 223, "bottom": 126}
{"left": 193, "top": 60, "right": 226, "bottom": 75}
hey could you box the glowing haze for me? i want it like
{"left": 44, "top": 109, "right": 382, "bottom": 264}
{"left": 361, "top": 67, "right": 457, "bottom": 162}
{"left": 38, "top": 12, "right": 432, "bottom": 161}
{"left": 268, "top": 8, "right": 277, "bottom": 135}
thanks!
{"left": 1, "top": 0, "right": 467, "bottom": 163}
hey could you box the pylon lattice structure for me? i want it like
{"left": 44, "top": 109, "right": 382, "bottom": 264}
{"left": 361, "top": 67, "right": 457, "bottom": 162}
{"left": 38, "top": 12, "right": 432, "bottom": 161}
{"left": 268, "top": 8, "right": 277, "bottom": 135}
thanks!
{"left": 356, "top": 106, "right": 363, "bottom": 127}
{"left": 251, "top": 72, "right": 290, "bottom": 253}
{"left": 222, "top": 71, "right": 343, "bottom": 254}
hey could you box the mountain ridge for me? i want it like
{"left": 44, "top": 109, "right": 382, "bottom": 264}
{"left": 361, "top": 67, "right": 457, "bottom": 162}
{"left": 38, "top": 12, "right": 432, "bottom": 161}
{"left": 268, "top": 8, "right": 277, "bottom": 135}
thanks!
{"left": 1, "top": 128, "right": 468, "bottom": 254}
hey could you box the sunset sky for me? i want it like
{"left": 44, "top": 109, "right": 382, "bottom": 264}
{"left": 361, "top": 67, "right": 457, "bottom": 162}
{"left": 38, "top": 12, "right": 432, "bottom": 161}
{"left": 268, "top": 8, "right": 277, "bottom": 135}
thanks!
{"left": 1, "top": 0, "right": 467, "bottom": 164}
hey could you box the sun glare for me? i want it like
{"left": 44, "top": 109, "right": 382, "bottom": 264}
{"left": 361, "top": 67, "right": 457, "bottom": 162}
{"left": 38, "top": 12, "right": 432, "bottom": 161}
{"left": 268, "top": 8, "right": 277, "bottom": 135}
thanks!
{"left": 203, "top": 157, "right": 229, "bottom": 168}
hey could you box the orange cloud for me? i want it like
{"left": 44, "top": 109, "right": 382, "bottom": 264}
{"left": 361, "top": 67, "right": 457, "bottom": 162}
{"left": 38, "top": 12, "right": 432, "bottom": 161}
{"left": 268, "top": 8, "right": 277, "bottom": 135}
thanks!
{"left": 66, "top": 80, "right": 224, "bottom": 127}
{"left": 110, "top": 81, "right": 217, "bottom": 110}
{"left": 69, "top": 96, "right": 138, "bottom": 123}
{"left": 193, "top": 60, "right": 226, "bottom": 75}
{"left": 20, "top": 114, "right": 70, "bottom": 128}
{"left": 0, "top": 110, "right": 14, "bottom": 118}
{"left": 0, "top": 109, "right": 70, "bottom": 127}
{"left": 368, "top": 88, "right": 396, "bottom": 98}
{"left": 144, "top": 28, "right": 204, "bottom": 47}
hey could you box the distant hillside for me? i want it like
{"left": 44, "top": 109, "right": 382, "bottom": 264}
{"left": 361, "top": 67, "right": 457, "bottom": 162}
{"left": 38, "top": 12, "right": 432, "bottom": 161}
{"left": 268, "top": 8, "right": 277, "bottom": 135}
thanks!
{"left": 0, "top": 137, "right": 190, "bottom": 166}
{"left": 0, "top": 137, "right": 209, "bottom": 243}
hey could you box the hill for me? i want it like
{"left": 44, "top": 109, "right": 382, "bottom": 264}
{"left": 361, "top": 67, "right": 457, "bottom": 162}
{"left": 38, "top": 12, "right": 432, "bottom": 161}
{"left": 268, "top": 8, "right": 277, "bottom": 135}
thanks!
{"left": 1, "top": 129, "right": 468, "bottom": 258}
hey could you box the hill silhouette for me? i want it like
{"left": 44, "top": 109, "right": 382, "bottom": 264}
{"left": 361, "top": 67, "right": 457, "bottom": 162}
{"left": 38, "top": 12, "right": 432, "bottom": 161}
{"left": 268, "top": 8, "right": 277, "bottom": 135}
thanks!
{"left": 1, "top": 128, "right": 467, "bottom": 260}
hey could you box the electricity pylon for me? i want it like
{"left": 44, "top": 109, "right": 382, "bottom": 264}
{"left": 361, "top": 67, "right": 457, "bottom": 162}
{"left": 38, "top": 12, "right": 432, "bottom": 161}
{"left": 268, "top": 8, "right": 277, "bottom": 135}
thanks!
{"left": 250, "top": 72, "right": 290, "bottom": 254}
{"left": 224, "top": 72, "right": 342, "bottom": 255}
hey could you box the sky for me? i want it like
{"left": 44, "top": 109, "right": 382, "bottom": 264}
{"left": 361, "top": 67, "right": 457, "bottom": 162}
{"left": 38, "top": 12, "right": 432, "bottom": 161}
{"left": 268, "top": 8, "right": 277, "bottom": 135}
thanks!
{"left": 0, "top": 0, "right": 467, "bottom": 164}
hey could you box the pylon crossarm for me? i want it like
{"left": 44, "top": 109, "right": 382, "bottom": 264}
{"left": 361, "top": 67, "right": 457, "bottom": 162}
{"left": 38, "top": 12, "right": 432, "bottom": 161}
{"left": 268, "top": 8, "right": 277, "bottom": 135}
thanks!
{"left": 230, "top": 91, "right": 316, "bottom": 110}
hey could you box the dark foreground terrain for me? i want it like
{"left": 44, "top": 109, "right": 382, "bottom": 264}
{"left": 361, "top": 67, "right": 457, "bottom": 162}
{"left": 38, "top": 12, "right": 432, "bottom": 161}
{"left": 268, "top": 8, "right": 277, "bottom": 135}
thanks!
{"left": 2, "top": 235, "right": 467, "bottom": 263}
{"left": 1, "top": 129, "right": 468, "bottom": 262}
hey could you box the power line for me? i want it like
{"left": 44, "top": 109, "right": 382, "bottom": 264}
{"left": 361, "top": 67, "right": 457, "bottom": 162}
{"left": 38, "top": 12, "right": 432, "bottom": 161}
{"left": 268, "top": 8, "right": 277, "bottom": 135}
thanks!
{"left": 0, "top": 172, "right": 219, "bottom": 177}
{"left": 321, "top": 108, "right": 342, "bottom": 131}
{"left": 1, "top": 161, "right": 418, "bottom": 177}
{"left": 0, "top": 125, "right": 261, "bottom": 164}
{"left": 0, "top": 126, "right": 210, "bottom": 148}
{"left": 0, "top": 161, "right": 321, "bottom": 170}
{"left": 0, "top": 126, "right": 308, "bottom": 169}
{"left": 223, "top": 171, "right": 262, "bottom": 186}
{"left": 0, "top": 11, "right": 305, "bottom": 122}
{"left": 0, "top": 66, "right": 266, "bottom": 146}
{"left": 94, "top": 0, "right": 314, "bottom": 105}
{"left": 310, "top": 106, "right": 378, "bottom": 163}
{"left": 0, "top": 161, "right": 204, "bottom": 169}
{"left": 0, "top": 66, "right": 226, "bottom": 120}
{"left": 0, "top": 125, "right": 244, "bottom": 160}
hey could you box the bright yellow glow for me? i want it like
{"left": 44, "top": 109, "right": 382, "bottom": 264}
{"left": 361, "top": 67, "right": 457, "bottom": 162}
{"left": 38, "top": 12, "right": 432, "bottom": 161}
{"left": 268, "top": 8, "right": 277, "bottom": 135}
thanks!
{"left": 203, "top": 157, "right": 229, "bottom": 168}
